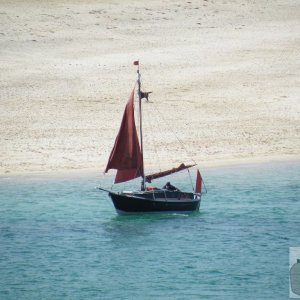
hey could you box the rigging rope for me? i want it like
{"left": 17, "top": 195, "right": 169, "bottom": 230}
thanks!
{"left": 150, "top": 98, "right": 208, "bottom": 193}
{"left": 143, "top": 101, "right": 162, "bottom": 173}
{"left": 151, "top": 101, "right": 197, "bottom": 166}
{"left": 138, "top": 76, "right": 208, "bottom": 194}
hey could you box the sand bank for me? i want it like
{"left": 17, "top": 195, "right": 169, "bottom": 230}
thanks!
{"left": 0, "top": 0, "right": 299, "bottom": 175}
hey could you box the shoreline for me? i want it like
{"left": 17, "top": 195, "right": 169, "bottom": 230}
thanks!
{"left": 1, "top": 155, "right": 299, "bottom": 180}
{"left": 1, "top": 0, "right": 299, "bottom": 177}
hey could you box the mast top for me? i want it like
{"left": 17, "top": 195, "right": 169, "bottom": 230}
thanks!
{"left": 134, "top": 60, "right": 141, "bottom": 83}
{"left": 133, "top": 60, "right": 139, "bottom": 69}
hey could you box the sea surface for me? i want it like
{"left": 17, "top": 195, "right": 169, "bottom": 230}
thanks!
{"left": 0, "top": 161, "right": 299, "bottom": 299}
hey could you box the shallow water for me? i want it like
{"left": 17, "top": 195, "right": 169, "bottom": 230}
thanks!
{"left": 0, "top": 161, "right": 299, "bottom": 299}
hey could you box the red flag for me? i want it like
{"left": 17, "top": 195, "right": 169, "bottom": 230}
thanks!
{"left": 133, "top": 60, "right": 139, "bottom": 65}
{"left": 195, "top": 169, "right": 202, "bottom": 193}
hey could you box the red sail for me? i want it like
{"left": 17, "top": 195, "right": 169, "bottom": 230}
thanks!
{"left": 195, "top": 169, "right": 202, "bottom": 193}
{"left": 105, "top": 88, "right": 143, "bottom": 183}
{"left": 145, "top": 163, "right": 195, "bottom": 183}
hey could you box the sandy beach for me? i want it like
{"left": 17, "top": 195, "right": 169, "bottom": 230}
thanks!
{"left": 0, "top": 0, "right": 299, "bottom": 176}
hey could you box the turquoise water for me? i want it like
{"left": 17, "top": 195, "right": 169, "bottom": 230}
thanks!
{"left": 0, "top": 161, "right": 299, "bottom": 299}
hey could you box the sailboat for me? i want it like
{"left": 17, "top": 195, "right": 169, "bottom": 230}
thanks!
{"left": 99, "top": 61, "right": 205, "bottom": 214}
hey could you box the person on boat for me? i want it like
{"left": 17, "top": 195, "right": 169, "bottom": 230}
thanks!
{"left": 162, "top": 182, "right": 177, "bottom": 191}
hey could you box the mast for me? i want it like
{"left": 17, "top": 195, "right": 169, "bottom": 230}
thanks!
{"left": 136, "top": 62, "right": 145, "bottom": 190}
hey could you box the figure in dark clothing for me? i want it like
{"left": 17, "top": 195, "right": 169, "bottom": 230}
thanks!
{"left": 162, "top": 182, "right": 177, "bottom": 191}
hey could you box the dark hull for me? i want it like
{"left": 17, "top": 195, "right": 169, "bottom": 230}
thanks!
{"left": 109, "top": 190, "right": 201, "bottom": 214}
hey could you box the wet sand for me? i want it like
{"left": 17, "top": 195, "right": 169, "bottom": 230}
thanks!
{"left": 0, "top": 0, "right": 299, "bottom": 175}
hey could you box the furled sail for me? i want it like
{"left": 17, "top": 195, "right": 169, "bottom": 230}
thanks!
{"left": 105, "top": 88, "right": 144, "bottom": 183}
{"left": 145, "top": 163, "right": 195, "bottom": 183}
